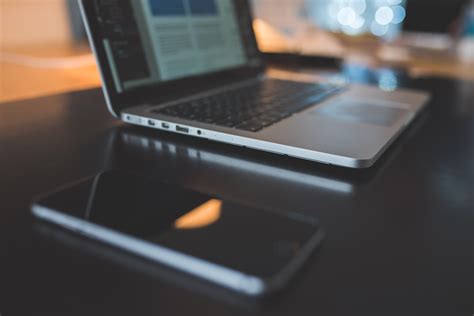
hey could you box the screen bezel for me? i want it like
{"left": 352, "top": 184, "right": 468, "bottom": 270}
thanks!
{"left": 80, "top": 0, "right": 265, "bottom": 116}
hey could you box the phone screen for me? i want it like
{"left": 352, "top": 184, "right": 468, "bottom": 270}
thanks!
{"left": 34, "top": 171, "right": 321, "bottom": 281}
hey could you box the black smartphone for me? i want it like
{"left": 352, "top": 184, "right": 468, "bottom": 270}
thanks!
{"left": 31, "top": 171, "right": 324, "bottom": 296}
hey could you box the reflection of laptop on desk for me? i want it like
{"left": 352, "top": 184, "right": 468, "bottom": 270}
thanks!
{"left": 112, "top": 125, "right": 403, "bottom": 200}
{"left": 80, "top": 0, "right": 429, "bottom": 168}
{"left": 119, "top": 128, "right": 354, "bottom": 195}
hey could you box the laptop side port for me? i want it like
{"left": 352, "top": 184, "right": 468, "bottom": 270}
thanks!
{"left": 161, "top": 122, "right": 170, "bottom": 129}
{"left": 176, "top": 125, "right": 189, "bottom": 133}
{"left": 148, "top": 120, "right": 156, "bottom": 126}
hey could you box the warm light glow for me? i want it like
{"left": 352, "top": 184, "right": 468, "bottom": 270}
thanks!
{"left": 174, "top": 199, "right": 222, "bottom": 230}
{"left": 252, "top": 18, "right": 294, "bottom": 52}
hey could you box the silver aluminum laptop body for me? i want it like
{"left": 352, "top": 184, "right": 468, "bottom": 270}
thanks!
{"left": 80, "top": 0, "right": 429, "bottom": 169}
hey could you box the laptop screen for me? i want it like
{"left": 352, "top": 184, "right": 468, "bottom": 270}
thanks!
{"left": 91, "top": 0, "right": 260, "bottom": 93}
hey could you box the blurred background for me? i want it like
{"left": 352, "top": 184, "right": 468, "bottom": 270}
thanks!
{"left": 1, "top": 0, "right": 473, "bottom": 103}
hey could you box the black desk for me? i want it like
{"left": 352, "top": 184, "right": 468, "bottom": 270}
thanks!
{"left": 1, "top": 76, "right": 473, "bottom": 315}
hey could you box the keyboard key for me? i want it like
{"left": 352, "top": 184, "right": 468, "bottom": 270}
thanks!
{"left": 216, "top": 118, "right": 241, "bottom": 127}
{"left": 236, "top": 121, "right": 264, "bottom": 132}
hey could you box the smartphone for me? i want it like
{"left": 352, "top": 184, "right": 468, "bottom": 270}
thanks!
{"left": 31, "top": 171, "right": 324, "bottom": 296}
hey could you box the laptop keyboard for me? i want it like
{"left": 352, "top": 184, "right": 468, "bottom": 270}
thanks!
{"left": 152, "top": 79, "right": 342, "bottom": 132}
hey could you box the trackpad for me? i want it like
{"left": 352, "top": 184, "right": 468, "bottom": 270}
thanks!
{"left": 310, "top": 100, "right": 409, "bottom": 127}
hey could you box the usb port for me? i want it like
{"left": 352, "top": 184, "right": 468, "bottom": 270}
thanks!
{"left": 148, "top": 120, "right": 156, "bottom": 126}
{"left": 176, "top": 125, "right": 189, "bottom": 133}
{"left": 161, "top": 122, "right": 170, "bottom": 129}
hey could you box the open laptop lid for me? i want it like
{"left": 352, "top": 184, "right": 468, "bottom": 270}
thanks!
{"left": 80, "top": 0, "right": 263, "bottom": 117}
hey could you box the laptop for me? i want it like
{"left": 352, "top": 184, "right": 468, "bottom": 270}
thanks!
{"left": 79, "top": 0, "right": 429, "bottom": 168}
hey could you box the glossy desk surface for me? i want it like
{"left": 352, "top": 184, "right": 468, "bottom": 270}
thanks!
{"left": 0, "top": 75, "right": 473, "bottom": 315}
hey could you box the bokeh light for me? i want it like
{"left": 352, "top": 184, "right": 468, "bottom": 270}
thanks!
{"left": 375, "top": 6, "right": 394, "bottom": 25}
{"left": 306, "top": 0, "right": 407, "bottom": 39}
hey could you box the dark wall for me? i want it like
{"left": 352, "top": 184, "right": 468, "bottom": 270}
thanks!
{"left": 403, "top": 0, "right": 470, "bottom": 33}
